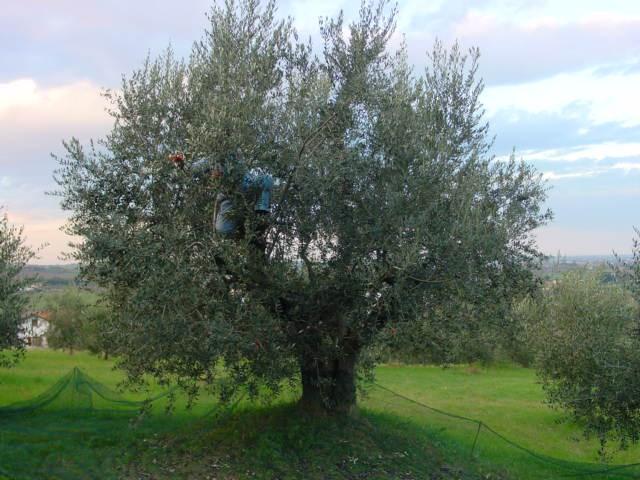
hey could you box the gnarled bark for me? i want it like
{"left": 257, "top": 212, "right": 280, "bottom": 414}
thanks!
{"left": 299, "top": 351, "right": 358, "bottom": 415}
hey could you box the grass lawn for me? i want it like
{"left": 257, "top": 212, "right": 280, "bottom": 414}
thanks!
{"left": 0, "top": 350, "right": 638, "bottom": 479}
{"left": 373, "top": 364, "right": 640, "bottom": 478}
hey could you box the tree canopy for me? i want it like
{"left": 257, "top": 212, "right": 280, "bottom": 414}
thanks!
{"left": 54, "top": 0, "right": 551, "bottom": 413}
{"left": 534, "top": 235, "right": 640, "bottom": 452}
{"left": 43, "top": 288, "right": 109, "bottom": 356}
{"left": 0, "top": 210, "right": 34, "bottom": 367}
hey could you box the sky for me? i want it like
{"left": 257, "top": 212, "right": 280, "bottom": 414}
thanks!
{"left": 0, "top": 0, "right": 638, "bottom": 263}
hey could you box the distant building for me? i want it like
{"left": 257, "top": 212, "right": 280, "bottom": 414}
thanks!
{"left": 19, "top": 311, "right": 51, "bottom": 348}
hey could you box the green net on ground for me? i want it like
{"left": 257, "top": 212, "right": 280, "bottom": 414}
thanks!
{"left": 0, "top": 367, "right": 166, "bottom": 416}
{"left": 0, "top": 368, "right": 185, "bottom": 480}
{"left": 368, "top": 383, "right": 640, "bottom": 480}
{"left": 3, "top": 368, "right": 640, "bottom": 479}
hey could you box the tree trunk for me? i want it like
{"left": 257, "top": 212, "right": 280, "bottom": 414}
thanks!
{"left": 299, "top": 351, "right": 358, "bottom": 415}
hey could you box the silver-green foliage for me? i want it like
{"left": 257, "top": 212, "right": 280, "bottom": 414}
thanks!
{"left": 616, "top": 228, "right": 640, "bottom": 301}
{"left": 53, "top": 0, "right": 550, "bottom": 410}
{"left": 44, "top": 288, "right": 110, "bottom": 356}
{"left": 534, "top": 268, "right": 640, "bottom": 450}
{"left": 0, "top": 211, "right": 34, "bottom": 366}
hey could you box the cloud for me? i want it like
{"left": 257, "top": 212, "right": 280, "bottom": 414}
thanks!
{"left": 0, "top": 78, "right": 109, "bottom": 127}
{"left": 540, "top": 160, "right": 640, "bottom": 181}
{"left": 4, "top": 0, "right": 640, "bottom": 90}
{"left": 449, "top": 9, "right": 640, "bottom": 85}
{"left": 500, "top": 142, "right": 640, "bottom": 163}
{"left": 482, "top": 66, "right": 640, "bottom": 129}
{"left": 492, "top": 136, "right": 640, "bottom": 195}
{"left": 0, "top": 78, "right": 111, "bottom": 167}
{"left": 540, "top": 164, "right": 640, "bottom": 181}
{"left": 0, "top": 79, "right": 40, "bottom": 111}
{"left": 542, "top": 170, "right": 600, "bottom": 181}
{"left": 0, "top": 0, "right": 211, "bottom": 85}
{"left": 4, "top": 211, "right": 77, "bottom": 265}
{"left": 612, "top": 162, "right": 640, "bottom": 172}
{"left": 2, "top": 1, "right": 638, "bottom": 261}
{"left": 497, "top": 141, "right": 640, "bottom": 183}
{"left": 284, "top": 0, "right": 350, "bottom": 34}
{"left": 0, "top": 176, "right": 12, "bottom": 188}
{"left": 0, "top": 78, "right": 111, "bottom": 263}
{"left": 387, "top": 2, "right": 640, "bottom": 86}
{"left": 488, "top": 105, "right": 640, "bottom": 155}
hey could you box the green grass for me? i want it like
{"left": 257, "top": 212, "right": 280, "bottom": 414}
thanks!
{"left": 1, "top": 351, "right": 639, "bottom": 479}
{"left": 375, "top": 364, "right": 640, "bottom": 461}
{"left": 372, "top": 364, "right": 640, "bottom": 479}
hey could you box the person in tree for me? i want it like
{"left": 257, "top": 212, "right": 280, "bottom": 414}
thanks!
{"left": 168, "top": 151, "right": 274, "bottom": 253}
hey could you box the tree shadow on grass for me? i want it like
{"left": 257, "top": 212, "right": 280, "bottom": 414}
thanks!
{"left": 123, "top": 403, "right": 510, "bottom": 480}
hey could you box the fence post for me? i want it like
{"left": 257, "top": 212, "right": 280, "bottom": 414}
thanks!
{"left": 471, "top": 421, "right": 483, "bottom": 459}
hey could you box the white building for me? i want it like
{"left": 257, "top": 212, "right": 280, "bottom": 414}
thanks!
{"left": 19, "top": 311, "right": 51, "bottom": 348}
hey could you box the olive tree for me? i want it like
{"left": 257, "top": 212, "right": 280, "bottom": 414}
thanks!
{"left": 616, "top": 228, "right": 640, "bottom": 300}
{"left": 81, "top": 301, "right": 115, "bottom": 359}
{"left": 38, "top": 288, "right": 113, "bottom": 357}
{"left": 44, "top": 288, "right": 92, "bottom": 354}
{"left": 0, "top": 210, "right": 34, "bottom": 366}
{"left": 54, "top": 0, "right": 550, "bottom": 413}
{"left": 535, "top": 267, "right": 640, "bottom": 451}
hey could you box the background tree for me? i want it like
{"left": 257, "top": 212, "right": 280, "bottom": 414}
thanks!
{"left": 0, "top": 210, "right": 34, "bottom": 367}
{"left": 533, "top": 266, "right": 640, "bottom": 452}
{"left": 45, "top": 289, "right": 88, "bottom": 354}
{"left": 615, "top": 228, "right": 640, "bottom": 300}
{"left": 38, "top": 287, "right": 112, "bottom": 356}
{"left": 54, "top": 0, "right": 550, "bottom": 413}
{"left": 81, "top": 300, "right": 115, "bottom": 359}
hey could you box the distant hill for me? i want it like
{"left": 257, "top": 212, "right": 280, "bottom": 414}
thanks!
{"left": 20, "top": 264, "right": 79, "bottom": 289}
{"left": 538, "top": 253, "right": 633, "bottom": 280}
{"left": 562, "top": 254, "right": 632, "bottom": 263}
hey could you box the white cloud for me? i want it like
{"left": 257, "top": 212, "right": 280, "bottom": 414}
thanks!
{"left": 612, "top": 162, "right": 640, "bottom": 172}
{"left": 542, "top": 170, "right": 600, "bottom": 181}
{"left": 499, "top": 142, "right": 640, "bottom": 163}
{"left": 395, "top": 0, "right": 447, "bottom": 31}
{"left": 0, "top": 78, "right": 110, "bottom": 133}
{"left": 482, "top": 67, "right": 640, "bottom": 127}
{"left": 0, "top": 78, "right": 111, "bottom": 168}
{"left": 286, "top": 0, "right": 348, "bottom": 35}
{"left": 0, "top": 78, "right": 110, "bottom": 262}
{"left": 504, "top": 143, "right": 640, "bottom": 181}
{"left": 0, "top": 79, "right": 41, "bottom": 111}
{"left": 530, "top": 1, "right": 640, "bottom": 24}
{"left": 453, "top": 1, "right": 640, "bottom": 31}
{"left": 542, "top": 164, "right": 640, "bottom": 181}
{"left": 0, "top": 176, "right": 12, "bottom": 188}
{"left": 4, "top": 210, "right": 77, "bottom": 264}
